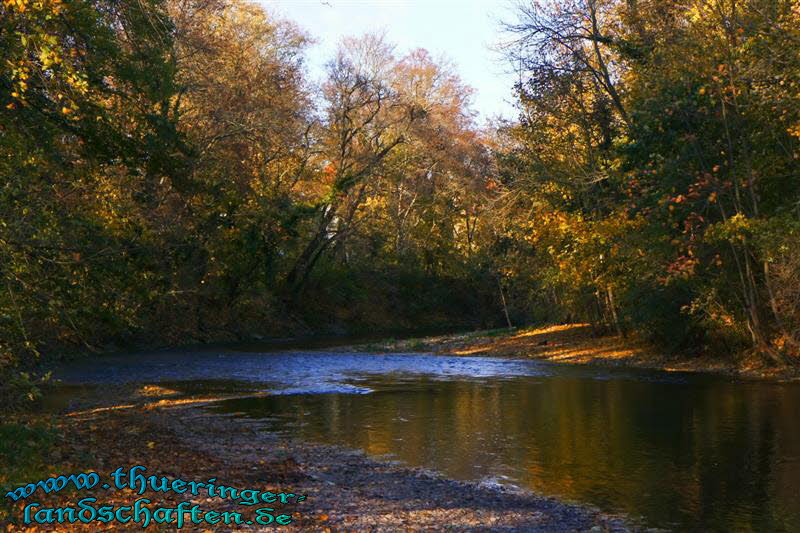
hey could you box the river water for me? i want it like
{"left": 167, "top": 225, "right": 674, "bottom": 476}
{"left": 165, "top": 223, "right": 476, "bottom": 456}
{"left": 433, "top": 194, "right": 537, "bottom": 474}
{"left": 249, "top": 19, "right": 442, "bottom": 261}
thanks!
{"left": 53, "top": 349, "right": 800, "bottom": 531}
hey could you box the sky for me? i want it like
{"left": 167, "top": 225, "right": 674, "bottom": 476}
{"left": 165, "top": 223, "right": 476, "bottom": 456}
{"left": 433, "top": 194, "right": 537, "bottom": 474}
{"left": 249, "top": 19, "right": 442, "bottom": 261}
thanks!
{"left": 260, "top": 0, "right": 520, "bottom": 122}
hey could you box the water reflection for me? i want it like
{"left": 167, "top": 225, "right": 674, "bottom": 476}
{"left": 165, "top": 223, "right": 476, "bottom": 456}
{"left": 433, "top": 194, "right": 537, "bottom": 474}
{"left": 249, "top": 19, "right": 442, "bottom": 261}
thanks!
{"left": 212, "top": 374, "right": 800, "bottom": 531}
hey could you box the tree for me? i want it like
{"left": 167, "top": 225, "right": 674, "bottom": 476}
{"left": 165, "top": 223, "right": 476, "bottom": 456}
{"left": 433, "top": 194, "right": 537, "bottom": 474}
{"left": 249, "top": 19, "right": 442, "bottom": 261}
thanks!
{"left": 284, "top": 34, "right": 414, "bottom": 294}
{"left": 1, "top": 0, "right": 187, "bottom": 401}
{"left": 500, "top": 0, "right": 800, "bottom": 358}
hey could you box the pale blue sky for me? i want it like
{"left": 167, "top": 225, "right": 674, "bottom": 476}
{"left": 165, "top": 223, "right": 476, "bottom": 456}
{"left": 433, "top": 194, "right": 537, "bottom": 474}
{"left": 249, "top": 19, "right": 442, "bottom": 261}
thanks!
{"left": 260, "top": 0, "right": 519, "bottom": 122}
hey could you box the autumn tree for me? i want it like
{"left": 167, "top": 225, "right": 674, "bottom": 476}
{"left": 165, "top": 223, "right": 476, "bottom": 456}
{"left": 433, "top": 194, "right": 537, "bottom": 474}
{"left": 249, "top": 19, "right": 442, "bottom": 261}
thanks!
{"left": 161, "top": 0, "right": 314, "bottom": 330}
{"left": 501, "top": 0, "right": 800, "bottom": 357}
{"left": 1, "top": 0, "right": 188, "bottom": 403}
{"left": 284, "top": 34, "right": 414, "bottom": 294}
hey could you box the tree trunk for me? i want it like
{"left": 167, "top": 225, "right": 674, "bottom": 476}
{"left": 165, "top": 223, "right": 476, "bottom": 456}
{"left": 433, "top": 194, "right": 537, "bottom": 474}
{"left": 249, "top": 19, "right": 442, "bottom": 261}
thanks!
{"left": 498, "top": 277, "right": 513, "bottom": 329}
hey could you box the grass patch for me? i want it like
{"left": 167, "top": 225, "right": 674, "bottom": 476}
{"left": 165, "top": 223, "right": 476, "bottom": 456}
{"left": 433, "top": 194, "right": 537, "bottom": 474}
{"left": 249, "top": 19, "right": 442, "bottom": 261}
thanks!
{"left": 363, "top": 343, "right": 387, "bottom": 352}
{"left": 407, "top": 339, "right": 428, "bottom": 351}
{"left": 0, "top": 421, "right": 59, "bottom": 522}
{"left": 483, "top": 327, "right": 517, "bottom": 337}
{"left": 464, "top": 327, "right": 517, "bottom": 339}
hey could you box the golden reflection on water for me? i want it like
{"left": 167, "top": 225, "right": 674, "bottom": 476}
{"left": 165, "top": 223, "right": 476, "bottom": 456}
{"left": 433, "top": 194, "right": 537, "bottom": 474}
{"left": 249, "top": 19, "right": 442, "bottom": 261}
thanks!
{"left": 216, "top": 374, "right": 800, "bottom": 531}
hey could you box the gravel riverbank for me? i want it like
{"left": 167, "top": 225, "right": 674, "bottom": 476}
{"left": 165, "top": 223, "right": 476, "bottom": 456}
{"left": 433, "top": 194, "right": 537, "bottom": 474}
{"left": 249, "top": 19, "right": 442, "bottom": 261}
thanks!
{"left": 152, "top": 403, "right": 636, "bottom": 532}
{"left": 8, "top": 384, "right": 640, "bottom": 532}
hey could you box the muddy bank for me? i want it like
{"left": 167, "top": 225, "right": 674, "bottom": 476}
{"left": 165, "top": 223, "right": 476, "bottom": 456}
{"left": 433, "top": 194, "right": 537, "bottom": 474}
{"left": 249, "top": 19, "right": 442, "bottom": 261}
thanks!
{"left": 337, "top": 323, "right": 800, "bottom": 382}
{"left": 4, "top": 385, "right": 637, "bottom": 532}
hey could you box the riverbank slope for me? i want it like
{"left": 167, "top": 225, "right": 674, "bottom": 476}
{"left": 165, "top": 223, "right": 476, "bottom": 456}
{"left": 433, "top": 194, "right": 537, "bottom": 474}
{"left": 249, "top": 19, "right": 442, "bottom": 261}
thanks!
{"left": 344, "top": 323, "right": 800, "bottom": 381}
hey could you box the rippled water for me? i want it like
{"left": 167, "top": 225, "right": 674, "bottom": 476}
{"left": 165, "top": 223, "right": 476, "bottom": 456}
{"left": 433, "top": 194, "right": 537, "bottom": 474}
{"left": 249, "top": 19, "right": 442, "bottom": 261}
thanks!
{"left": 54, "top": 350, "right": 800, "bottom": 531}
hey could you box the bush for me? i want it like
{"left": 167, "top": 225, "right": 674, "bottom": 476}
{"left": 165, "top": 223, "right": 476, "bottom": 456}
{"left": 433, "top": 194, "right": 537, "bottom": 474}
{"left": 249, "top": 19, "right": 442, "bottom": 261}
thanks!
{"left": 620, "top": 281, "right": 707, "bottom": 354}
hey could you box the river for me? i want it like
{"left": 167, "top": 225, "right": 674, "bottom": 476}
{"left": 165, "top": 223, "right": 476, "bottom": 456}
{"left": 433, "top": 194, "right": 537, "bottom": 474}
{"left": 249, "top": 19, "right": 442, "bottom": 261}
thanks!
{"left": 53, "top": 348, "right": 800, "bottom": 531}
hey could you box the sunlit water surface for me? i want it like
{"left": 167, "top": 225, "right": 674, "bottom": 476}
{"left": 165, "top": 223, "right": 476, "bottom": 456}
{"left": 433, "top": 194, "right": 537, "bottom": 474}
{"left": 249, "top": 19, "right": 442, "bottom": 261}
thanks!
{"left": 54, "top": 350, "right": 800, "bottom": 531}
